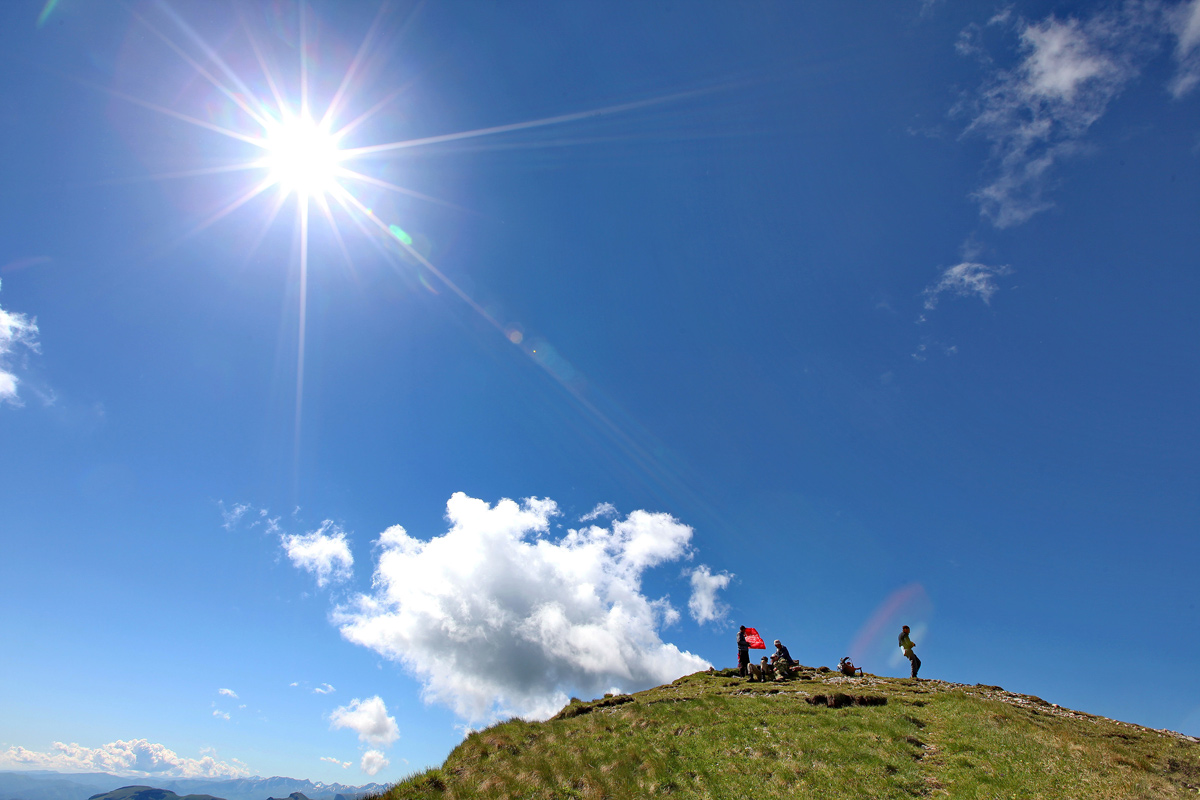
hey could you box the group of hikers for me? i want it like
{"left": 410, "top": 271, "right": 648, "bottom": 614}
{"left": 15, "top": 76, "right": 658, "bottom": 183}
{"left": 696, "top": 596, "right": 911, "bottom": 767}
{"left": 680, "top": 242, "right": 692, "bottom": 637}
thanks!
{"left": 736, "top": 624, "right": 921, "bottom": 680}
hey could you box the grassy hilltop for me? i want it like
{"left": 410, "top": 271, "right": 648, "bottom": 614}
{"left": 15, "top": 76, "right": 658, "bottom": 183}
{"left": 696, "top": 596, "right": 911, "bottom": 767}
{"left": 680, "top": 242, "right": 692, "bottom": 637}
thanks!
{"left": 381, "top": 666, "right": 1200, "bottom": 799}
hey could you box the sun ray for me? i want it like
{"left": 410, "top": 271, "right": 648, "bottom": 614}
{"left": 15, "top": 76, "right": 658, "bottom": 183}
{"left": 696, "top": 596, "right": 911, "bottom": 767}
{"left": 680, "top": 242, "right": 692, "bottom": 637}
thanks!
{"left": 313, "top": 192, "right": 357, "bottom": 277}
{"left": 319, "top": 1, "right": 391, "bottom": 130}
{"left": 337, "top": 169, "right": 473, "bottom": 213}
{"left": 240, "top": 187, "right": 292, "bottom": 267}
{"left": 333, "top": 185, "right": 502, "bottom": 328}
{"left": 152, "top": 0, "right": 277, "bottom": 123}
{"left": 239, "top": 8, "right": 288, "bottom": 119}
{"left": 340, "top": 88, "right": 714, "bottom": 157}
{"left": 130, "top": 6, "right": 272, "bottom": 131}
{"left": 82, "top": 161, "right": 265, "bottom": 187}
{"left": 331, "top": 188, "right": 682, "bottom": 505}
{"left": 185, "top": 176, "right": 277, "bottom": 240}
{"left": 299, "top": 0, "right": 309, "bottom": 118}
{"left": 88, "top": 79, "right": 266, "bottom": 147}
{"left": 293, "top": 195, "right": 310, "bottom": 485}
{"left": 331, "top": 85, "right": 411, "bottom": 142}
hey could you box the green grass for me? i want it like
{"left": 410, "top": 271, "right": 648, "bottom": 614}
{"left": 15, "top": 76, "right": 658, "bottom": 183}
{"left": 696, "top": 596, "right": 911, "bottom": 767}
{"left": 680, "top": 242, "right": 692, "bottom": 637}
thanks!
{"left": 377, "top": 669, "right": 1200, "bottom": 799}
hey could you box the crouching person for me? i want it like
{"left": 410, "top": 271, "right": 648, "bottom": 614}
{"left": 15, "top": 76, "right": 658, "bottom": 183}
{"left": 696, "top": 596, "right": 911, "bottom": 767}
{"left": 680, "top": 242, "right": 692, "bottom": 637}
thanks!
{"left": 771, "top": 639, "right": 794, "bottom": 679}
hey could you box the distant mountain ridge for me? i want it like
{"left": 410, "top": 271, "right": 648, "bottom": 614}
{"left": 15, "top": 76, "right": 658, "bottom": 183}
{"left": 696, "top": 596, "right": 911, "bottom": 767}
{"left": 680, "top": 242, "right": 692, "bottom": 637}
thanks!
{"left": 87, "top": 786, "right": 224, "bottom": 800}
{"left": 0, "top": 772, "right": 384, "bottom": 800}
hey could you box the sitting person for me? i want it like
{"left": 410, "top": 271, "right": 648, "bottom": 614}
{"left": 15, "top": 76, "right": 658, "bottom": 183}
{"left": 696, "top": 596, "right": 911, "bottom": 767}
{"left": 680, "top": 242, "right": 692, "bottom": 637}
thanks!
{"left": 760, "top": 656, "right": 775, "bottom": 681}
{"left": 771, "top": 639, "right": 794, "bottom": 672}
{"left": 838, "top": 656, "right": 863, "bottom": 677}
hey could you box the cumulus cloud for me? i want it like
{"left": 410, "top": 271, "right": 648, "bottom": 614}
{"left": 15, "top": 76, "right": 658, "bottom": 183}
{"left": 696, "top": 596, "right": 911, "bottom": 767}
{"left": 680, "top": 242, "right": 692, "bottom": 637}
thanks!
{"left": 360, "top": 750, "right": 389, "bottom": 777}
{"left": 329, "top": 696, "right": 399, "bottom": 746}
{"left": 320, "top": 756, "right": 351, "bottom": 769}
{"left": 314, "top": 682, "right": 336, "bottom": 695}
{"left": 1170, "top": 0, "right": 1200, "bottom": 95}
{"left": 0, "top": 739, "right": 249, "bottom": 778}
{"left": 218, "top": 688, "right": 238, "bottom": 699}
{"left": 922, "top": 262, "right": 1012, "bottom": 310}
{"left": 335, "top": 493, "right": 711, "bottom": 724}
{"left": 961, "top": 6, "right": 1160, "bottom": 227}
{"left": 212, "top": 710, "right": 230, "bottom": 721}
{"left": 687, "top": 565, "right": 732, "bottom": 625}
{"left": 0, "top": 280, "right": 41, "bottom": 406}
{"left": 283, "top": 521, "right": 354, "bottom": 587}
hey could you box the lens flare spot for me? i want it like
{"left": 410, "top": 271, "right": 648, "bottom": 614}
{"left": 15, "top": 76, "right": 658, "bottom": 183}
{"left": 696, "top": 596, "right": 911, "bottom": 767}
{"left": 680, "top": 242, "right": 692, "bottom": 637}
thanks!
{"left": 847, "top": 583, "right": 933, "bottom": 672}
{"left": 507, "top": 329, "right": 524, "bottom": 344}
{"left": 388, "top": 224, "right": 413, "bottom": 246}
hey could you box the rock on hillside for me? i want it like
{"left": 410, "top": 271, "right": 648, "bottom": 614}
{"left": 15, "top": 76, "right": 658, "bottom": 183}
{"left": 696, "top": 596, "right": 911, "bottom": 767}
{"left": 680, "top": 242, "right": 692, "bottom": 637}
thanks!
{"left": 385, "top": 666, "right": 1200, "bottom": 799}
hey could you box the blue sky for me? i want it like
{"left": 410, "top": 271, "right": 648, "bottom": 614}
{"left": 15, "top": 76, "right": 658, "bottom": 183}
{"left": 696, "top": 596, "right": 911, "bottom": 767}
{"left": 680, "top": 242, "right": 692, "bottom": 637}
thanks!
{"left": 2, "top": 0, "right": 1199, "bottom": 784}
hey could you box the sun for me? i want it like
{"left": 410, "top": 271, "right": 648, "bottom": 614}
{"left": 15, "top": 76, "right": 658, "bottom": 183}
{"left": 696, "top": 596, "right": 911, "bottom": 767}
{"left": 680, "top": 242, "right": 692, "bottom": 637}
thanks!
{"left": 261, "top": 111, "right": 343, "bottom": 198}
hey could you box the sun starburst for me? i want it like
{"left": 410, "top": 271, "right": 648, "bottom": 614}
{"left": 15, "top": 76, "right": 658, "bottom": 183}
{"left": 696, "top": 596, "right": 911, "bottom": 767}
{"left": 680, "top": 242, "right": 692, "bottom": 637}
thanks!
{"left": 103, "top": 0, "right": 708, "bottom": 500}
{"left": 261, "top": 111, "right": 343, "bottom": 199}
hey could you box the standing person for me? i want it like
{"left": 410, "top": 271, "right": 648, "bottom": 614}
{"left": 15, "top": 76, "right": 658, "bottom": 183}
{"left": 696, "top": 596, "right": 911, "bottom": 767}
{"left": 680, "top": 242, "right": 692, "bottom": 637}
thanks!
{"left": 737, "top": 625, "right": 750, "bottom": 677}
{"left": 899, "top": 625, "right": 921, "bottom": 678}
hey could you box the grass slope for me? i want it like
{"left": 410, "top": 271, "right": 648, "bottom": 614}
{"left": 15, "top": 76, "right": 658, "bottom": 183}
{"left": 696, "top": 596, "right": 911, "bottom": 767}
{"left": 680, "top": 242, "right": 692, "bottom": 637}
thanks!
{"left": 381, "top": 667, "right": 1200, "bottom": 799}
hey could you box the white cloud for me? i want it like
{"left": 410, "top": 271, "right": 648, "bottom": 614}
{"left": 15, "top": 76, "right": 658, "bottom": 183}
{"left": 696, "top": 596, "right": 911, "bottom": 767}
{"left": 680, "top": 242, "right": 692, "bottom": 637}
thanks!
{"left": 314, "top": 683, "right": 336, "bottom": 695}
{"left": 320, "top": 756, "right": 351, "bottom": 769}
{"left": 283, "top": 521, "right": 354, "bottom": 587}
{"left": 579, "top": 502, "right": 617, "bottom": 522}
{"left": 212, "top": 710, "right": 230, "bottom": 721}
{"left": 219, "top": 502, "right": 251, "bottom": 531}
{"left": 289, "top": 681, "right": 299, "bottom": 687}
{"left": 923, "top": 261, "right": 1012, "bottom": 310}
{"left": 1170, "top": 0, "right": 1200, "bottom": 95}
{"left": 329, "top": 696, "right": 399, "bottom": 746}
{"left": 0, "top": 739, "right": 249, "bottom": 778}
{"left": 0, "top": 280, "right": 41, "bottom": 407}
{"left": 687, "top": 565, "right": 732, "bottom": 625}
{"left": 961, "top": 7, "right": 1159, "bottom": 227}
{"left": 218, "top": 688, "right": 238, "bottom": 699}
{"left": 335, "top": 493, "right": 711, "bottom": 724}
{"left": 360, "top": 750, "right": 389, "bottom": 777}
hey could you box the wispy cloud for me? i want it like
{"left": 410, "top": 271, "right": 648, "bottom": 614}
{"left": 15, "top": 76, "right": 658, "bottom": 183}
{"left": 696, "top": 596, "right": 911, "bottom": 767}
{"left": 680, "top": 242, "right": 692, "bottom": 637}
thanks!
{"left": 1169, "top": 0, "right": 1200, "bottom": 95}
{"left": 212, "top": 710, "right": 230, "bottom": 721}
{"left": 314, "top": 683, "right": 336, "bottom": 695}
{"left": 0, "top": 739, "right": 249, "bottom": 778}
{"left": 217, "top": 688, "right": 238, "bottom": 699}
{"left": 579, "top": 502, "right": 617, "bottom": 522}
{"left": 320, "top": 756, "right": 351, "bottom": 769}
{"left": 219, "top": 502, "right": 251, "bottom": 531}
{"left": 0, "top": 280, "right": 41, "bottom": 407}
{"left": 359, "top": 750, "right": 388, "bottom": 777}
{"left": 687, "top": 565, "right": 732, "bottom": 625}
{"left": 960, "top": 5, "right": 1162, "bottom": 227}
{"left": 329, "top": 696, "right": 399, "bottom": 746}
{"left": 334, "top": 493, "right": 710, "bottom": 724}
{"left": 282, "top": 521, "right": 354, "bottom": 588}
{"left": 922, "top": 262, "right": 1012, "bottom": 310}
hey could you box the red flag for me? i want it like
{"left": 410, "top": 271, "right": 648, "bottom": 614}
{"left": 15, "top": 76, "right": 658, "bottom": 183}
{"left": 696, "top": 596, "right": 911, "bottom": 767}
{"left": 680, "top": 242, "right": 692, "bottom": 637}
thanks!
{"left": 745, "top": 627, "right": 766, "bottom": 649}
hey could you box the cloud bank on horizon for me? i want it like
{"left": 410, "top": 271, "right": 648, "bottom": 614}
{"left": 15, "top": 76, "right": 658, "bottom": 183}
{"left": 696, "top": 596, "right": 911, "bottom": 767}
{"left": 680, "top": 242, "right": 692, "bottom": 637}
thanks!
{"left": 276, "top": 492, "right": 724, "bottom": 724}
{"left": 0, "top": 739, "right": 249, "bottom": 779}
